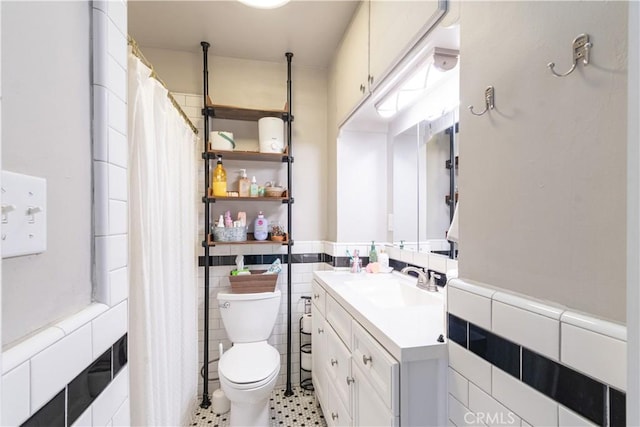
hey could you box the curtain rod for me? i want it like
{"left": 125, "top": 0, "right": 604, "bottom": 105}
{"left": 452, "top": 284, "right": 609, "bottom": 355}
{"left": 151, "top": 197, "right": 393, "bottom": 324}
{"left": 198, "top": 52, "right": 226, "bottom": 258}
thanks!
{"left": 128, "top": 36, "right": 199, "bottom": 136}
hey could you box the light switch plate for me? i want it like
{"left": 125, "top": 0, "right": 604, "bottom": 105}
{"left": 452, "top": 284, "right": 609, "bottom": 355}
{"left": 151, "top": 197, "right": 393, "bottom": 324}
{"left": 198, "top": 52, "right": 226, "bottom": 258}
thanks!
{"left": 1, "top": 171, "right": 47, "bottom": 258}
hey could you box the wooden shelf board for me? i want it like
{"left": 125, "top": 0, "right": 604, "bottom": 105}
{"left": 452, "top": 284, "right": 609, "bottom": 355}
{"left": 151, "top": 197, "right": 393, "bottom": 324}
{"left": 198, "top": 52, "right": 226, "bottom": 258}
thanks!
{"left": 206, "top": 147, "right": 289, "bottom": 162}
{"left": 205, "top": 102, "right": 286, "bottom": 121}
{"left": 207, "top": 232, "right": 289, "bottom": 246}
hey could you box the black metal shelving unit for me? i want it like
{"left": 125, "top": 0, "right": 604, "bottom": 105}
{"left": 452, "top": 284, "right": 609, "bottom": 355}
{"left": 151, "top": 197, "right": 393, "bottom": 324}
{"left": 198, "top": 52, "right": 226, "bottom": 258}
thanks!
{"left": 445, "top": 123, "right": 459, "bottom": 259}
{"left": 199, "top": 42, "right": 295, "bottom": 408}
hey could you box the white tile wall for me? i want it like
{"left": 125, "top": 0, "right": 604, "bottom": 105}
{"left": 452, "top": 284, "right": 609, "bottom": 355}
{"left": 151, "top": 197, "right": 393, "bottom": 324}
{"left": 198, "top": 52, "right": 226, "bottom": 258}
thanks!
{"left": 92, "top": 367, "right": 129, "bottom": 426}
{"left": 72, "top": 407, "right": 93, "bottom": 427}
{"left": 468, "top": 383, "right": 520, "bottom": 427}
{"left": 448, "top": 367, "right": 469, "bottom": 406}
{"left": 92, "top": 301, "right": 128, "bottom": 359}
{"left": 1, "top": 362, "right": 30, "bottom": 426}
{"left": 448, "top": 342, "right": 492, "bottom": 394}
{"left": 429, "top": 254, "right": 448, "bottom": 273}
{"left": 558, "top": 406, "right": 597, "bottom": 427}
{"left": 3, "top": 327, "right": 65, "bottom": 373}
{"left": 561, "top": 322, "right": 626, "bottom": 391}
{"left": 30, "top": 324, "right": 93, "bottom": 412}
{"left": 448, "top": 394, "right": 478, "bottom": 427}
{"left": 56, "top": 304, "right": 109, "bottom": 335}
{"left": 492, "top": 300, "right": 560, "bottom": 361}
{"left": 447, "top": 285, "right": 492, "bottom": 330}
{"left": 491, "top": 368, "right": 558, "bottom": 427}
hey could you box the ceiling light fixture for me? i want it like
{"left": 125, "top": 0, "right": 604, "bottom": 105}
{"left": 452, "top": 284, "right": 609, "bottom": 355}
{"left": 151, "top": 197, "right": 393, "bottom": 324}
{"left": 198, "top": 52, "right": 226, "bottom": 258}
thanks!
{"left": 374, "top": 47, "right": 459, "bottom": 120}
{"left": 238, "top": 0, "right": 290, "bottom": 9}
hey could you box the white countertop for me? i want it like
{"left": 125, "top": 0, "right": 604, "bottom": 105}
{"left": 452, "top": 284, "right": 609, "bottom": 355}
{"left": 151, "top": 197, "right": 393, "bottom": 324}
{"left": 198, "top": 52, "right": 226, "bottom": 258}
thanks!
{"left": 313, "top": 270, "right": 447, "bottom": 362}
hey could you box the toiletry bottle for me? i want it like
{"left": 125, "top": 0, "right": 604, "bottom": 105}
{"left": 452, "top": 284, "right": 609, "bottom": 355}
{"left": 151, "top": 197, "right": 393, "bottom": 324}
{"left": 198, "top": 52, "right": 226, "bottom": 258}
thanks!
{"left": 238, "top": 169, "right": 250, "bottom": 197}
{"left": 378, "top": 249, "right": 389, "bottom": 269}
{"left": 250, "top": 176, "right": 259, "bottom": 198}
{"left": 369, "top": 241, "right": 378, "bottom": 263}
{"left": 254, "top": 211, "right": 269, "bottom": 241}
{"left": 212, "top": 156, "right": 227, "bottom": 197}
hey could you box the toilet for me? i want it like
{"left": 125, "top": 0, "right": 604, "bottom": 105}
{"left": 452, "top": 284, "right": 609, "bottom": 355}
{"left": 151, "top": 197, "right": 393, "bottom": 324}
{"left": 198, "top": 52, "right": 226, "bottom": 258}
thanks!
{"left": 217, "top": 289, "right": 282, "bottom": 427}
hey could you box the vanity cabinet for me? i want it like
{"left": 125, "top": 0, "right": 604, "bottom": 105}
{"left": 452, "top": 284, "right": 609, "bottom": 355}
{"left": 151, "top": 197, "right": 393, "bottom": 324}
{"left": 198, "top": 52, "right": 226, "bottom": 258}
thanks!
{"left": 312, "top": 284, "right": 399, "bottom": 426}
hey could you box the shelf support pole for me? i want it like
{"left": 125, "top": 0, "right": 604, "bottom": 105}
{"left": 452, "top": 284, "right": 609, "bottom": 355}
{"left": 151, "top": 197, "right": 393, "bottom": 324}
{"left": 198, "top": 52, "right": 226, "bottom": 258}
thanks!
{"left": 200, "top": 40, "right": 212, "bottom": 409}
{"left": 284, "top": 51, "right": 294, "bottom": 398}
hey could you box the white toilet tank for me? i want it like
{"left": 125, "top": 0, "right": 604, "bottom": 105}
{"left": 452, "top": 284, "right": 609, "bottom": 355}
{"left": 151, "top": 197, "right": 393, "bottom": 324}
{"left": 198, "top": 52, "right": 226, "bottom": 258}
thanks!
{"left": 217, "top": 290, "right": 281, "bottom": 343}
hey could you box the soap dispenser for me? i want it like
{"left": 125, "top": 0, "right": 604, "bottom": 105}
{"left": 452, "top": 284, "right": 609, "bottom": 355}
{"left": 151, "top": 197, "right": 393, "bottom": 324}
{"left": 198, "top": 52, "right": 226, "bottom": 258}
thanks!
{"left": 238, "top": 169, "right": 250, "bottom": 197}
{"left": 369, "top": 241, "right": 378, "bottom": 263}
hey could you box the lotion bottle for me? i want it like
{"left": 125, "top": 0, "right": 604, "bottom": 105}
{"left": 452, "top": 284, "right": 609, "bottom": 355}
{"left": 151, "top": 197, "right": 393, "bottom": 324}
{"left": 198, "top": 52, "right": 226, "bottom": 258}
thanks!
{"left": 238, "top": 169, "right": 250, "bottom": 197}
{"left": 254, "top": 211, "right": 269, "bottom": 241}
{"left": 250, "top": 176, "right": 259, "bottom": 197}
{"left": 212, "top": 156, "right": 227, "bottom": 197}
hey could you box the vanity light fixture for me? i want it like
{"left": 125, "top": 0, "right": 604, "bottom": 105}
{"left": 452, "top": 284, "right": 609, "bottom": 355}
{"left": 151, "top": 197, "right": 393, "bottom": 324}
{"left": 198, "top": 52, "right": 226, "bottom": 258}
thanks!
{"left": 375, "top": 47, "right": 459, "bottom": 119}
{"left": 238, "top": 0, "right": 290, "bottom": 9}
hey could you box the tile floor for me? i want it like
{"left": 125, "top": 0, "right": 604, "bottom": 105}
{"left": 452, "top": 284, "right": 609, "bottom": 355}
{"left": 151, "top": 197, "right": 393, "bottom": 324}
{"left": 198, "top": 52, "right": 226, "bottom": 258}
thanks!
{"left": 190, "top": 387, "right": 327, "bottom": 427}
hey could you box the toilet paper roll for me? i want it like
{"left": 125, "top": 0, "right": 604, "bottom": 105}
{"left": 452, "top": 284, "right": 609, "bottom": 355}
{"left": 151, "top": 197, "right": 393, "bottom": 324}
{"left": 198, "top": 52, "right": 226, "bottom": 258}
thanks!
{"left": 301, "top": 313, "right": 312, "bottom": 333}
{"left": 212, "top": 388, "right": 230, "bottom": 415}
{"left": 301, "top": 351, "right": 312, "bottom": 371}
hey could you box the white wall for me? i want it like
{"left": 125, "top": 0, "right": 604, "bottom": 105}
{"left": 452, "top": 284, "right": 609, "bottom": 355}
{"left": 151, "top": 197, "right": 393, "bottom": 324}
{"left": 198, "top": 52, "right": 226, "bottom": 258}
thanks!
{"left": 459, "top": 1, "right": 628, "bottom": 322}
{"left": 140, "top": 47, "right": 328, "bottom": 241}
{"left": 336, "top": 130, "right": 387, "bottom": 242}
{"left": 1, "top": 1, "right": 130, "bottom": 425}
{"left": 1, "top": 1, "right": 92, "bottom": 346}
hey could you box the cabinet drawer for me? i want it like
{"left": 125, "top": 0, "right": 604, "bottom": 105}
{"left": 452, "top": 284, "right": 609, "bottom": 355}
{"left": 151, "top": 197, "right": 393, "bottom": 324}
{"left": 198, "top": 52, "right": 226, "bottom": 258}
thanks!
{"left": 351, "top": 321, "right": 399, "bottom": 414}
{"left": 312, "top": 280, "right": 326, "bottom": 315}
{"left": 326, "top": 295, "right": 352, "bottom": 350}
{"left": 326, "top": 325, "right": 352, "bottom": 412}
{"left": 327, "top": 379, "right": 353, "bottom": 427}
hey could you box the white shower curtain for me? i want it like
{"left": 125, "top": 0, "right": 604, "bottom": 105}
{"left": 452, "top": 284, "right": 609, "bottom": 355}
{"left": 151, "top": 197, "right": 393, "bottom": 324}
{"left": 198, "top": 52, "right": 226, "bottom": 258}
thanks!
{"left": 128, "top": 50, "right": 198, "bottom": 426}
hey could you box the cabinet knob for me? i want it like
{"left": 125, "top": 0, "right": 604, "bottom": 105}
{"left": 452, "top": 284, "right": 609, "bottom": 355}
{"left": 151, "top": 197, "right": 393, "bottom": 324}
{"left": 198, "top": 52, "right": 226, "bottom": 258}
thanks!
{"left": 362, "top": 354, "right": 372, "bottom": 365}
{"left": 331, "top": 358, "right": 338, "bottom": 366}
{"left": 359, "top": 84, "right": 365, "bottom": 93}
{"left": 346, "top": 376, "right": 355, "bottom": 385}
{"left": 313, "top": 293, "right": 320, "bottom": 299}
{"left": 318, "top": 328, "right": 324, "bottom": 334}
{"left": 369, "top": 75, "right": 374, "bottom": 85}
{"left": 331, "top": 413, "right": 338, "bottom": 420}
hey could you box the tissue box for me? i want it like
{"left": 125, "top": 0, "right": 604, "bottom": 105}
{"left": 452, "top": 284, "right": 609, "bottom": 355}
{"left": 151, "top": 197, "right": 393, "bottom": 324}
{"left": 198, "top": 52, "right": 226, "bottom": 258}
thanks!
{"left": 212, "top": 226, "right": 247, "bottom": 242}
{"left": 229, "top": 270, "right": 277, "bottom": 293}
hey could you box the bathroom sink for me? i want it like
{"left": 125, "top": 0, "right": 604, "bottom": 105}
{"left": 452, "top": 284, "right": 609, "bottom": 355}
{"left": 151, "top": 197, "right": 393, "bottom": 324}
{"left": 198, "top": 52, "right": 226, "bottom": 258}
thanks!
{"left": 344, "top": 279, "right": 440, "bottom": 309}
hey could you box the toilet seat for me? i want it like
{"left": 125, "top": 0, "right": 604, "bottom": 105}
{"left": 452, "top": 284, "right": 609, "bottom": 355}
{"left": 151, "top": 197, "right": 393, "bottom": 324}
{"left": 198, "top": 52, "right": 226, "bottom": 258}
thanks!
{"left": 219, "top": 342, "right": 280, "bottom": 390}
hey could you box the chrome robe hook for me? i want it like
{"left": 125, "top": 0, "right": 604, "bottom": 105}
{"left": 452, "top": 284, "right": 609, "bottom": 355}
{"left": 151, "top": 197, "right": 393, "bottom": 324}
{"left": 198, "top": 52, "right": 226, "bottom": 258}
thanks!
{"left": 548, "top": 33, "right": 592, "bottom": 77}
{"left": 468, "top": 86, "right": 495, "bottom": 116}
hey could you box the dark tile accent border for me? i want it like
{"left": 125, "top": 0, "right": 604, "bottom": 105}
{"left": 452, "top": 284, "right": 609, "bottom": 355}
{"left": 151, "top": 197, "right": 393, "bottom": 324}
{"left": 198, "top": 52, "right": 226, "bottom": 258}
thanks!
{"left": 447, "top": 314, "right": 624, "bottom": 427}
{"left": 522, "top": 348, "right": 605, "bottom": 425}
{"left": 67, "top": 349, "right": 112, "bottom": 425}
{"left": 469, "top": 324, "right": 520, "bottom": 379}
{"left": 22, "top": 389, "right": 65, "bottom": 427}
{"left": 20, "top": 333, "right": 128, "bottom": 427}
{"left": 447, "top": 313, "right": 467, "bottom": 347}
{"left": 610, "top": 387, "right": 626, "bottom": 427}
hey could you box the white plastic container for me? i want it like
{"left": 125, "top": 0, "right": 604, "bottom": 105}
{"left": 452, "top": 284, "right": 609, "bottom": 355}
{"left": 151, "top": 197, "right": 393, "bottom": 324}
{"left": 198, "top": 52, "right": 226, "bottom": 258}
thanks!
{"left": 210, "top": 131, "right": 235, "bottom": 151}
{"left": 258, "top": 117, "right": 285, "bottom": 153}
{"left": 254, "top": 212, "right": 269, "bottom": 241}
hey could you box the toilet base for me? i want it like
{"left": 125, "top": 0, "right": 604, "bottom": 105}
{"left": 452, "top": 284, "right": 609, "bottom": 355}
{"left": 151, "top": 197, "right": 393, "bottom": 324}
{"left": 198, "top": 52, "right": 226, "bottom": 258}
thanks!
{"left": 229, "top": 398, "right": 270, "bottom": 427}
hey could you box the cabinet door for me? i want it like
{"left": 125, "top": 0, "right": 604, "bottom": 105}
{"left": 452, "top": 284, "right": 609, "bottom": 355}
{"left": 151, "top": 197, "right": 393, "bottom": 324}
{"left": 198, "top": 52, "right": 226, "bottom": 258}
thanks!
{"left": 335, "top": 0, "right": 370, "bottom": 124}
{"left": 369, "top": 0, "right": 445, "bottom": 91}
{"left": 327, "top": 379, "right": 353, "bottom": 427}
{"left": 352, "top": 362, "right": 397, "bottom": 427}
{"left": 326, "top": 325, "right": 352, "bottom": 413}
{"left": 311, "top": 304, "right": 327, "bottom": 409}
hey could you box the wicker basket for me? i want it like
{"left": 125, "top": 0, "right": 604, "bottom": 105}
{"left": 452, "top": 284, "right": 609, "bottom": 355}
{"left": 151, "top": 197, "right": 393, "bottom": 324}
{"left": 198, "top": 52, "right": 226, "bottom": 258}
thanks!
{"left": 229, "top": 270, "right": 278, "bottom": 293}
{"left": 212, "top": 226, "right": 247, "bottom": 242}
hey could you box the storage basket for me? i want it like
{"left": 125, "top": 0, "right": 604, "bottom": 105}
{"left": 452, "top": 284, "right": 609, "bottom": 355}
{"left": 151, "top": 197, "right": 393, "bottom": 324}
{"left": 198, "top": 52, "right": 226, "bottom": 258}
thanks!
{"left": 212, "top": 226, "right": 247, "bottom": 242}
{"left": 229, "top": 270, "right": 278, "bottom": 293}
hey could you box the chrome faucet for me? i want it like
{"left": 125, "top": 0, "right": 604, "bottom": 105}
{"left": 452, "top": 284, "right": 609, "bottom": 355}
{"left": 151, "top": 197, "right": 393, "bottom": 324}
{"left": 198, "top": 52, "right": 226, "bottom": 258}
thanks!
{"left": 400, "top": 266, "right": 439, "bottom": 292}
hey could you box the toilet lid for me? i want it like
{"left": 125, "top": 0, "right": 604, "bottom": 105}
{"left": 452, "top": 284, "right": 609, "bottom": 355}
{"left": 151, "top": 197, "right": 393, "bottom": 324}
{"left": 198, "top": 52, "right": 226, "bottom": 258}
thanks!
{"left": 219, "top": 342, "right": 280, "bottom": 384}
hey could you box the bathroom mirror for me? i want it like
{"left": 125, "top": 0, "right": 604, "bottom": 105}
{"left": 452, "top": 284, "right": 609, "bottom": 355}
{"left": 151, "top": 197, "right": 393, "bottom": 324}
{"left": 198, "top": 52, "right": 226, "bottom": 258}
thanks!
{"left": 391, "top": 110, "right": 457, "bottom": 254}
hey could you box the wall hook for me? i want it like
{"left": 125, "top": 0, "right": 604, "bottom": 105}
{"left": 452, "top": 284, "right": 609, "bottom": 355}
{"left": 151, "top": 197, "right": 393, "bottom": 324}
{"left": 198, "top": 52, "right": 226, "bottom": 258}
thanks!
{"left": 468, "top": 86, "right": 495, "bottom": 116}
{"left": 547, "top": 33, "right": 592, "bottom": 77}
